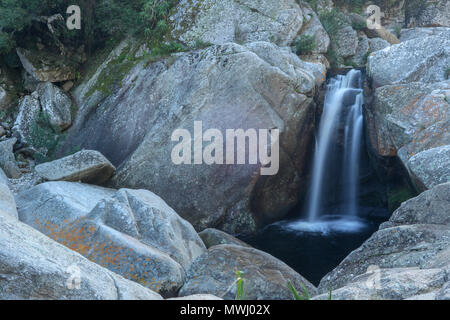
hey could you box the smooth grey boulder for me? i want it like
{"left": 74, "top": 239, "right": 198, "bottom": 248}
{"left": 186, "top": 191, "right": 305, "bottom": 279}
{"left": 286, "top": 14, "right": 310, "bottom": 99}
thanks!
{"left": 17, "top": 181, "right": 116, "bottom": 228}
{"left": 367, "top": 36, "right": 450, "bottom": 87}
{"left": 35, "top": 150, "right": 116, "bottom": 185}
{"left": 179, "top": 244, "right": 317, "bottom": 300}
{"left": 314, "top": 268, "right": 447, "bottom": 300}
{"left": 199, "top": 228, "right": 251, "bottom": 248}
{"left": 85, "top": 188, "right": 206, "bottom": 270}
{"left": 60, "top": 41, "right": 325, "bottom": 234}
{"left": 0, "top": 168, "right": 18, "bottom": 219}
{"left": 407, "top": 145, "right": 450, "bottom": 191}
{"left": 36, "top": 82, "right": 73, "bottom": 131}
{"left": 400, "top": 27, "right": 450, "bottom": 42}
{"left": 381, "top": 183, "right": 450, "bottom": 229}
{"left": 318, "top": 224, "right": 450, "bottom": 293}
{"left": 169, "top": 0, "right": 304, "bottom": 47}
{"left": 0, "top": 212, "right": 162, "bottom": 300}
{"left": 347, "top": 34, "right": 369, "bottom": 67}
{"left": 17, "top": 182, "right": 205, "bottom": 296}
{"left": 0, "top": 138, "right": 21, "bottom": 179}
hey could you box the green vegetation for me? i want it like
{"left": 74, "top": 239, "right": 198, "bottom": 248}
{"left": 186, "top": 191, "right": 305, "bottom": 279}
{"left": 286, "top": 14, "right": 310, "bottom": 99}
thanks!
{"left": 295, "top": 35, "right": 316, "bottom": 55}
{"left": 393, "top": 24, "right": 402, "bottom": 38}
{"left": 0, "top": 0, "right": 181, "bottom": 56}
{"left": 387, "top": 185, "right": 417, "bottom": 213}
{"left": 29, "top": 111, "right": 66, "bottom": 163}
{"left": 287, "top": 281, "right": 310, "bottom": 300}
{"left": 317, "top": 9, "right": 347, "bottom": 68}
{"left": 193, "top": 39, "right": 213, "bottom": 50}
{"left": 235, "top": 270, "right": 245, "bottom": 300}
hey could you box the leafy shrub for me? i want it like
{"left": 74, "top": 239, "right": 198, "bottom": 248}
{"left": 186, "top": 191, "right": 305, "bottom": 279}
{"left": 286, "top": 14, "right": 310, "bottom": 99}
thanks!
{"left": 0, "top": 0, "right": 181, "bottom": 55}
{"left": 295, "top": 35, "right": 316, "bottom": 55}
{"left": 29, "top": 111, "right": 66, "bottom": 163}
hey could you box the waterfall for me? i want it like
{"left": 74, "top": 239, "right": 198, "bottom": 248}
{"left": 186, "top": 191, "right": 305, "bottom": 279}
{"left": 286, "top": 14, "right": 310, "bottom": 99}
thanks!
{"left": 306, "top": 69, "right": 364, "bottom": 223}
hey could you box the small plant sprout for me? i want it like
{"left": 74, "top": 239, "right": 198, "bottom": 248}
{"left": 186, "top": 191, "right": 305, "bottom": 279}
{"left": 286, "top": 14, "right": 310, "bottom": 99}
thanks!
{"left": 235, "top": 270, "right": 245, "bottom": 300}
{"left": 287, "top": 281, "right": 310, "bottom": 300}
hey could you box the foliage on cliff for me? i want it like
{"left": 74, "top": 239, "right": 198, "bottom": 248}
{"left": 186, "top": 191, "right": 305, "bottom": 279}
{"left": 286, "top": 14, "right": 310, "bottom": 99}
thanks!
{"left": 0, "top": 0, "right": 180, "bottom": 56}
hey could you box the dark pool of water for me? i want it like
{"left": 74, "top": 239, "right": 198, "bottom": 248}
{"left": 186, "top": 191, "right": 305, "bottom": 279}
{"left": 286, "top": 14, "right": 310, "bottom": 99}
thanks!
{"left": 239, "top": 206, "right": 389, "bottom": 286}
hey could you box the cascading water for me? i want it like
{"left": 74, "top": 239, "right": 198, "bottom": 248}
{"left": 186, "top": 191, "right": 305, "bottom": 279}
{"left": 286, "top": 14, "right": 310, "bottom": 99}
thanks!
{"left": 287, "top": 69, "right": 365, "bottom": 233}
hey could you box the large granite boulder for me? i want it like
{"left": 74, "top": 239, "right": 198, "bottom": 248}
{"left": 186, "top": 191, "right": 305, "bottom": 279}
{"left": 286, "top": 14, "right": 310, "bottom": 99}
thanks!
{"left": 12, "top": 90, "right": 65, "bottom": 158}
{"left": 35, "top": 150, "right": 116, "bottom": 185}
{"left": 16, "top": 182, "right": 206, "bottom": 296}
{"left": 59, "top": 41, "right": 326, "bottom": 234}
{"left": 0, "top": 212, "right": 162, "bottom": 300}
{"left": 169, "top": 0, "right": 304, "bottom": 47}
{"left": 0, "top": 168, "right": 18, "bottom": 219}
{"left": 12, "top": 93, "right": 42, "bottom": 147}
{"left": 407, "top": 145, "right": 450, "bottom": 191}
{"left": 16, "top": 182, "right": 116, "bottom": 227}
{"left": 332, "top": 26, "right": 358, "bottom": 59}
{"left": 179, "top": 244, "right": 317, "bottom": 300}
{"left": 400, "top": 27, "right": 450, "bottom": 42}
{"left": 318, "top": 182, "right": 450, "bottom": 294}
{"left": 381, "top": 182, "right": 450, "bottom": 229}
{"left": 314, "top": 267, "right": 447, "bottom": 300}
{"left": 319, "top": 223, "right": 450, "bottom": 293}
{"left": 367, "top": 36, "right": 449, "bottom": 87}
{"left": 366, "top": 80, "right": 450, "bottom": 190}
{"left": 410, "top": 0, "right": 450, "bottom": 27}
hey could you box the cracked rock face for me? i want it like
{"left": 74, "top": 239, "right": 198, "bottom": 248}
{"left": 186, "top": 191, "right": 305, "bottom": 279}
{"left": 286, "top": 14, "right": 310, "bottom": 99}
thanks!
{"left": 169, "top": 0, "right": 304, "bottom": 47}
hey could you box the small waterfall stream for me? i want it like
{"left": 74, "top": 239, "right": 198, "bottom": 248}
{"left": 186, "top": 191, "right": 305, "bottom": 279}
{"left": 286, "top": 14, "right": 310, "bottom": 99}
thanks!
{"left": 306, "top": 69, "right": 364, "bottom": 222}
{"left": 241, "top": 69, "right": 391, "bottom": 285}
